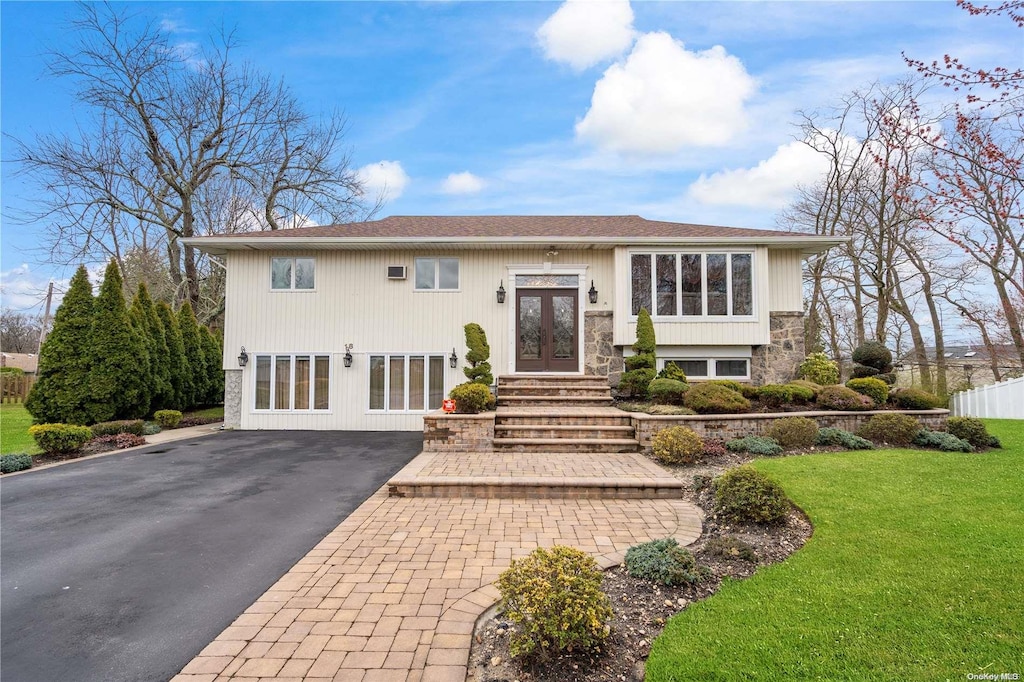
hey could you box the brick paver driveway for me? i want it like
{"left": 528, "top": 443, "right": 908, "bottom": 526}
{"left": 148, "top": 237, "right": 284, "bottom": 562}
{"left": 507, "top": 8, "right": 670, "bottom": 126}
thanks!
{"left": 0, "top": 430, "right": 422, "bottom": 682}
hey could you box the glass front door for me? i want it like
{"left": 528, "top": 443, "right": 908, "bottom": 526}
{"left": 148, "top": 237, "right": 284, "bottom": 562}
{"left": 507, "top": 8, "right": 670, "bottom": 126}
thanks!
{"left": 515, "top": 288, "right": 578, "bottom": 372}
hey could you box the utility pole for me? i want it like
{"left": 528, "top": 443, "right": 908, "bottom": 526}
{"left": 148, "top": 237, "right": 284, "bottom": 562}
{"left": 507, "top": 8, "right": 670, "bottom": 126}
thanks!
{"left": 36, "top": 281, "right": 54, "bottom": 355}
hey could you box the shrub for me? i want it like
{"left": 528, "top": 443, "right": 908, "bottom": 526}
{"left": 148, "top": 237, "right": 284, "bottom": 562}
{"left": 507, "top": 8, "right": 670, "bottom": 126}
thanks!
{"left": 707, "top": 379, "right": 744, "bottom": 393}
{"left": 142, "top": 422, "right": 162, "bottom": 436}
{"left": 765, "top": 416, "right": 819, "bottom": 449}
{"left": 463, "top": 323, "right": 494, "bottom": 386}
{"left": 845, "top": 377, "right": 890, "bottom": 406}
{"left": 90, "top": 419, "right": 146, "bottom": 436}
{"left": 684, "top": 383, "right": 750, "bottom": 414}
{"left": 789, "top": 379, "right": 823, "bottom": 397}
{"left": 448, "top": 382, "right": 495, "bottom": 414}
{"left": 633, "top": 308, "right": 656, "bottom": 355}
{"left": 0, "top": 366, "right": 25, "bottom": 375}
{"left": 798, "top": 352, "right": 840, "bottom": 385}
{"left": 714, "top": 465, "right": 791, "bottom": 524}
{"left": 945, "top": 417, "right": 993, "bottom": 448}
{"left": 648, "top": 378, "right": 688, "bottom": 405}
{"left": 618, "top": 368, "right": 656, "bottom": 398}
{"left": 28, "top": 423, "right": 93, "bottom": 454}
{"left": 497, "top": 545, "right": 612, "bottom": 658}
{"left": 757, "top": 384, "right": 795, "bottom": 407}
{"left": 625, "top": 353, "right": 656, "bottom": 371}
{"left": 702, "top": 438, "right": 727, "bottom": 459}
{"left": 740, "top": 384, "right": 760, "bottom": 400}
{"left": 154, "top": 409, "right": 183, "bottom": 429}
{"left": 857, "top": 413, "right": 922, "bottom": 446}
{"left": 726, "top": 436, "right": 783, "bottom": 456}
{"left": 785, "top": 383, "right": 816, "bottom": 403}
{"left": 646, "top": 404, "right": 697, "bottom": 415}
{"left": 625, "top": 538, "right": 702, "bottom": 586}
{"left": 620, "top": 309, "right": 657, "bottom": 398}
{"left": 852, "top": 340, "right": 893, "bottom": 371}
{"left": 704, "top": 536, "right": 757, "bottom": 563}
{"left": 817, "top": 385, "right": 874, "bottom": 411}
{"left": 913, "top": 429, "right": 973, "bottom": 452}
{"left": 652, "top": 426, "right": 704, "bottom": 465}
{"left": 92, "top": 433, "right": 146, "bottom": 449}
{"left": 816, "top": 427, "right": 873, "bottom": 450}
{"left": 657, "top": 363, "right": 687, "bottom": 382}
{"left": 851, "top": 364, "right": 881, "bottom": 379}
{"left": 1, "top": 453, "right": 33, "bottom": 474}
{"left": 890, "top": 388, "right": 942, "bottom": 410}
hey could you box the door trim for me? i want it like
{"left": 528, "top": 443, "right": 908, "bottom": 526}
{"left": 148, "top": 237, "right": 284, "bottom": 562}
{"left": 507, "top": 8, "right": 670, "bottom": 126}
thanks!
{"left": 505, "top": 264, "right": 588, "bottom": 375}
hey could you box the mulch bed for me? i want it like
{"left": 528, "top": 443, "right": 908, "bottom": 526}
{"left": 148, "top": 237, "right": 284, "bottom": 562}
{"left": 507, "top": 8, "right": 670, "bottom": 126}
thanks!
{"left": 468, "top": 451, "right": 813, "bottom": 682}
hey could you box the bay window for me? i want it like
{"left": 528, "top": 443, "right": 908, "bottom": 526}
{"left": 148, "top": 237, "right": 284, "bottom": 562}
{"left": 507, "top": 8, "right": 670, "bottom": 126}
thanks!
{"left": 631, "top": 252, "right": 754, "bottom": 318}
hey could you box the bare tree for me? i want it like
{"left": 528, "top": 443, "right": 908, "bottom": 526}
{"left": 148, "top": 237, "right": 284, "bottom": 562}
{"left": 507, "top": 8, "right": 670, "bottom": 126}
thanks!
{"left": 0, "top": 310, "right": 42, "bottom": 354}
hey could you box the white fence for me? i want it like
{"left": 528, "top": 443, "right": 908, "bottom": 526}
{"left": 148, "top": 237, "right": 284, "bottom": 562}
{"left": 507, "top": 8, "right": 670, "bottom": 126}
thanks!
{"left": 950, "top": 376, "right": 1024, "bottom": 419}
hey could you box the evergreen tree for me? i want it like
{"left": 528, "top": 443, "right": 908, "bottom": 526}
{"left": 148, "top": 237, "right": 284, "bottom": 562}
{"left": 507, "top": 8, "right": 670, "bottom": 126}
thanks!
{"left": 618, "top": 308, "right": 657, "bottom": 397}
{"left": 200, "top": 326, "right": 224, "bottom": 405}
{"left": 131, "top": 283, "right": 173, "bottom": 411}
{"left": 177, "top": 301, "right": 205, "bottom": 410}
{"left": 89, "top": 260, "right": 149, "bottom": 421}
{"left": 157, "top": 301, "right": 188, "bottom": 410}
{"left": 25, "top": 265, "right": 95, "bottom": 424}
{"left": 128, "top": 295, "right": 154, "bottom": 417}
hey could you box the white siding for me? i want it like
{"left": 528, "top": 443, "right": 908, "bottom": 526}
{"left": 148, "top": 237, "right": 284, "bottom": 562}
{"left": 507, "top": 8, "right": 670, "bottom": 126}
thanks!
{"left": 768, "top": 249, "right": 804, "bottom": 312}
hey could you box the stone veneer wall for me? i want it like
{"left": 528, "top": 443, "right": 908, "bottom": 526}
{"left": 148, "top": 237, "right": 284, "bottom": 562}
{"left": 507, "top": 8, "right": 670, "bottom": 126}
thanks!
{"left": 584, "top": 310, "right": 624, "bottom": 385}
{"left": 751, "top": 311, "right": 805, "bottom": 385}
{"left": 422, "top": 412, "right": 495, "bottom": 451}
{"left": 632, "top": 409, "right": 949, "bottom": 449}
{"left": 224, "top": 370, "right": 242, "bottom": 429}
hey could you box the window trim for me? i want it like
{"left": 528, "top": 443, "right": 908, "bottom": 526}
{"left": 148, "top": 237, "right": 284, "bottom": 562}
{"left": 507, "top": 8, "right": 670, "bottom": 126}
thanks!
{"left": 629, "top": 250, "right": 755, "bottom": 321}
{"left": 413, "top": 257, "right": 461, "bottom": 292}
{"left": 366, "top": 352, "right": 448, "bottom": 414}
{"left": 659, "top": 357, "right": 751, "bottom": 381}
{"left": 270, "top": 256, "right": 316, "bottom": 292}
{"left": 252, "top": 352, "right": 332, "bottom": 412}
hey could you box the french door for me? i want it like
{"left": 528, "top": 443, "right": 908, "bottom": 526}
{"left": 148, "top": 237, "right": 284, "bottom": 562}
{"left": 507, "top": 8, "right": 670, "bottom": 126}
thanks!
{"left": 515, "top": 288, "right": 578, "bottom": 372}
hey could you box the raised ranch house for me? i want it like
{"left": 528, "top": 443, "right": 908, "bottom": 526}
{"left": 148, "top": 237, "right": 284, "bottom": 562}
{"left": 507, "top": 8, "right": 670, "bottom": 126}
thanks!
{"left": 184, "top": 216, "right": 843, "bottom": 431}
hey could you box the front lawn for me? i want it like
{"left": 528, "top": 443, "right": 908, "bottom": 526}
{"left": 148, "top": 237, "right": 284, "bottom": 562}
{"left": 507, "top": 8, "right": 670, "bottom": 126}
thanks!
{"left": 1, "top": 403, "right": 41, "bottom": 455}
{"left": 646, "top": 419, "right": 1024, "bottom": 681}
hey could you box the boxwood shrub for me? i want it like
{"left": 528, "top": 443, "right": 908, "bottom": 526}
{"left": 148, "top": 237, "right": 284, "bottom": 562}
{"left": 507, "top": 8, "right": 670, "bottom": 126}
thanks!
{"left": 625, "top": 538, "right": 702, "bottom": 586}
{"left": 684, "top": 383, "right": 750, "bottom": 414}
{"left": 890, "top": 388, "right": 942, "bottom": 409}
{"left": 448, "top": 382, "right": 496, "bottom": 414}
{"left": 90, "top": 419, "right": 146, "bottom": 437}
{"left": 1, "top": 453, "right": 33, "bottom": 474}
{"left": 652, "top": 426, "right": 704, "bottom": 465}
{"left": 857, "top": 413, "right": 922, "bottom": 446}
{"left": 714, "top": 466, "right": 791, "bottom": 524}
{"left": 28, "top": 423, "right": 93, "bottom": 454}
{"left": 765, "top": 416, "right": 819, "bottom": 449}
{"left": 154, "top": 410, "right": 183, "bottom": 429}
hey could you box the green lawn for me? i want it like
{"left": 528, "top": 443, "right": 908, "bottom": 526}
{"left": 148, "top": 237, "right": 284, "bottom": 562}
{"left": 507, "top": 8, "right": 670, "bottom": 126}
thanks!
{"left": 0, "top": 403, "right": 41, "bottom": 455}
{"left": 185, "top": 405, "right": 224, "bottom": 420}
{"left": 647, "top": 419, "right": 1024, "bottom": 681}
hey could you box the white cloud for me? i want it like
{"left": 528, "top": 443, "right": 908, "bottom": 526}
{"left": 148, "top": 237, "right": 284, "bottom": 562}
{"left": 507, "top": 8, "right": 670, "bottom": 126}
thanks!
{"left": 441, "top": 171, "right": 486, "bottom": 195}
{"left": 356, "top": 160, "right": 410, "bottom": 201}
{"left": 686, "top": 139, "right": 831, "bottom": 209}
{"left": 536, "top": 0, "right": 636, "bottom": 71}
{"left": 575, "top": 32, "right": 756, "bottom": 156}
{"left": 0, "top": 264, "right": 102, "bottom": 314}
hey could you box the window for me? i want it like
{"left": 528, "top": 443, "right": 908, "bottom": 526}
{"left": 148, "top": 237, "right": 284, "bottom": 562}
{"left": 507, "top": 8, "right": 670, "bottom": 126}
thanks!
{"left": 631, "top": 252, "right": 753, "bottom": 317}
{"left": 254, "top": 354, "right": 330, "bottom": 410}
{"left": 271, "top": 257, "right": 315, "bottom": 290}
{"left": 662, "top": 358, "right": 750, "bottom": 380}
{"left": 369, "top": 354, "right": 446, "bottom": 412}
{"left": 415, "top": 258, "right": 459, "bottom": 290}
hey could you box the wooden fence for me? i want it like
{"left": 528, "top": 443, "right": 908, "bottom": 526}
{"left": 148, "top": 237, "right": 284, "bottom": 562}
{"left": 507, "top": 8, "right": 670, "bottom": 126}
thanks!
{"left": 1, "top": 374, "right": 36, "bottom": 403}
{"left": 950, "top": 375, "right": 1024, "bottom": 419}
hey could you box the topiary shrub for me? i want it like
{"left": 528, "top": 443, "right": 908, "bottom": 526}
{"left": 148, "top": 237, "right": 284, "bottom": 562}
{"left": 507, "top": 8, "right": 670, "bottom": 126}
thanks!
{"left": 28, "top": 423, "right": 93, "bottom": 454}
{"left": 625, "top": 353, "right": 656, "bottom": 371}
{"left": 857, "top": 413, "right": 922, "bottom": 446}
{"left": 704, "top": 536, "right": 757, "bottom": 563}
{"left": 684, "top": 383, "right": 750, "bottom": 414}
{"left": 725, "top": 436, "right": 783, "bottom": 456}
{"left": 765, "top": 416, "right": 819, "bottom": 449}
{"left": 913, "top": 429, "right": 973, "bottom": 452}
{"left": 816, "top": 427, "right": 873, "bottom": 450}
{"left": 463, "top": 323, "right": 494, "bottom": 386}
{"left": 707, "top": 379, "right": 744, "bottom": 393}
{"left": 92, "top": 433, "right": 146, "bottom": 449}
{"left": 497, "top": 545, "right": 612, "bottom": 659}
{"left": 845, "top": 377, "right": 889, "bottom": 406}
{"left": 1, "top": 453, "right": 33, "bottom": 474}
{"left": 448, "top": 382, "right": 496, "bottom": 414}
{"left": 890, "top": 388, "right": 942, "bottom": 409}
{"left": 714, "top": 465, "right": 791, "bottom": 524}
{"left": 702, "top": 438, "right": 727, "bottom": 459}
{"left": 789, "top": 379, "right": 823, "bottom": 397}
{"left": 851, "top": 340, "right": 895, "bottom": 385}
{"left": 154, "top": 409, "right": 183, "bottom": 429}
{"left": 785, "top": 383, "right": 816, "bottom": 404}
{"left": 624, "top": 538, "right": 702, "bottom": 586}
{"left": 798, "top": 352, "right": 840, "bottom": 385}
{"left": 757, "top": 384, "right": 795, "bottom": 407}
{"left": 90, "top": 419, "right": 146, "bottom": 437}
{"left": 651, "top": 426, "right": 704, "bottom": 465}
{"left": 620, "top": 308, "right": 656, "bottom": 397}
{"left": 945, "top": 417, "right": 993, "bottom": 448}
{"left": 657, "top": 363, "right": 687, "bottom": 382}
{"left": 648, "top": 378, "right": 688, "bottom": 405}
{"left": 816, "top": 385, "right": 874, "bottom": 411}
{"left": 618, "top": 368, "right": 656, "bottom": 398}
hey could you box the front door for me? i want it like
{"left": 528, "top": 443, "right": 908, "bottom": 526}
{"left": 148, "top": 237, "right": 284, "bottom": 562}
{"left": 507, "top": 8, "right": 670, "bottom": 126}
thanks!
{"left": 515, "top": 288, "right": 578, "bottom": 372}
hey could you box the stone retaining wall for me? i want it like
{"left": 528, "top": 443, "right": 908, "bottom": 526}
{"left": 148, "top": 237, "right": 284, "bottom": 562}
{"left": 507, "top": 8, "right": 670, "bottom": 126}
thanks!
{"left": 632, "top": 409, "right": 950, "bottom": 449}
{"left": 422, "top": 412, "right": 495, "bottom": 451}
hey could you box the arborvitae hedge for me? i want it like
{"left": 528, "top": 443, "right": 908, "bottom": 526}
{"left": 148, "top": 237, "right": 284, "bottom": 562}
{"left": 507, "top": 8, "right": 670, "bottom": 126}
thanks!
{"left": 131, "top": 283, "right": 174, "bottom": 412}
{"left": 157, "top": 301, "right": 188, "bottom": 411}
{"left": 25, "top": 265, "right": 95, "bottom": 425}
{"left": 200, "top": 326, "right": 224, "bottom": 405}
{"left": 177, "top": 301, "right": 206, "bottom": 410}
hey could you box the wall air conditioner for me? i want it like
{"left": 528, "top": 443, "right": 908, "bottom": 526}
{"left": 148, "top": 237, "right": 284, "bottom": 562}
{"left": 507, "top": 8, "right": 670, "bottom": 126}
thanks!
{"left": 387, "top": 265, "right": 407, "bottom": 280}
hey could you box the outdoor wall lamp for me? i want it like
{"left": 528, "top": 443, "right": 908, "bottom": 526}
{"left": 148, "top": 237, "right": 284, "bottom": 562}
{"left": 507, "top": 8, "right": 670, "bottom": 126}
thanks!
{"left": 588, "top": 280, "right": 599, "bottom": 304}
{"left": 343, "top": 343, "right": 354, "bottom": 368}
{"left": 450, "top": 348, "right": 459, "bottom": 369}
{"left": 496, "top": 281, "right": 506, "bottom": 304}
{"left": 238, "top": 346, "right": 249, "bottom": 367}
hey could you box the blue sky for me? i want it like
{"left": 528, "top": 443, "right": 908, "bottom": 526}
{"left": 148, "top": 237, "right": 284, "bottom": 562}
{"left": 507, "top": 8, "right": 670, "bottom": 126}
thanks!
{"left": 1, "top": 1, "right": 1018, "bottom": 311}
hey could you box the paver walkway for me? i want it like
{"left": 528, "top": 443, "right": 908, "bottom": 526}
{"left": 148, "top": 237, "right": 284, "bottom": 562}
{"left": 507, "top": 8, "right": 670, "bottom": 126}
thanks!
{"left": 172, "top": 451, "right": 701, "bottom": 682}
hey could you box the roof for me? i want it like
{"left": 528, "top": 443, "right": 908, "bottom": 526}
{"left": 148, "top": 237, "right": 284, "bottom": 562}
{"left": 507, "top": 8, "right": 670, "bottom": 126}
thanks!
{"left": 898, "top": 344, "right": 1022, "bottom": 365}
{"left": 182, "top": 215, "right": 847, "bottom": 255}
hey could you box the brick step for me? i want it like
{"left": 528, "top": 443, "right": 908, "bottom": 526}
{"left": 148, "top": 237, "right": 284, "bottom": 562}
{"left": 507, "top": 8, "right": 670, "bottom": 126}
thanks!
{"left": 496, "top": 414, "right": 634, "bottom": 427}
{"left": 492, "top": 437, "right": 639, "bottom": 453}
{"left": 494, "top": 425, "right": 635, "bottom": 440}
{"left": 388, "top": 480, "right": 681, "bottom": 499}
{"left": 498, "top": 395, "right": 613, "bottom": 406}
{"left": 498, "top": 374, "right": 609, "bottom": 384}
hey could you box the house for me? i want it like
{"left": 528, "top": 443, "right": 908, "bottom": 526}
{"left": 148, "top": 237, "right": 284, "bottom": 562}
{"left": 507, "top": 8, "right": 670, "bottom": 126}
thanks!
{"left": 897, "top": 344, "right": 1023, "bottom": 389}
{"left": 184, "top": 215, "right": 844, "bottom": 431}
{"left": 0, "top": 352, "right": 39, "bottom": 374}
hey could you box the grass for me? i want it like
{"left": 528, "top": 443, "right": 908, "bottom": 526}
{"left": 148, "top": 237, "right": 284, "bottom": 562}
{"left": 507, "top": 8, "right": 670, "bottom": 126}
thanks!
{"left": 647, "top": 419, "right": 1024, "bottom": 681}
{"left": 0, "top": 403, "right": 41, "bottom": 455}
{"left": 185, "top": 405, "right": 224, "bottom": 420}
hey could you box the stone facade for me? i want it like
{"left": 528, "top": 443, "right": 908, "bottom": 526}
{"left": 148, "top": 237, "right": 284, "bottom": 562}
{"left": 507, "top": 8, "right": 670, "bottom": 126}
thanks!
{"left": 751, "top": 311, "right": 805, "bottom": 385}
{"left": 422, "top": 412, "right": 495, "bottom": 451}
{"left": 224, "top": 370, "right": 243, "bottom": 429}
{"left": 584, "top": 310, "right": 624, "bottom": 386}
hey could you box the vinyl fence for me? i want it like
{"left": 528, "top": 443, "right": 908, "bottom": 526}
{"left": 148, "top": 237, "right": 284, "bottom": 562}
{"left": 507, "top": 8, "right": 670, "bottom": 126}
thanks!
{"left": 1, "top": 374, "right": 36, "bottom": 403}
{"left": 950, "top": 376, "right": 1024, "bottom": 419}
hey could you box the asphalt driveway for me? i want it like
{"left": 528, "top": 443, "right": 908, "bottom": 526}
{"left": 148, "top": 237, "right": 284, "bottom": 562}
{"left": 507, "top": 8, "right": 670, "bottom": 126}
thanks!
{"left": 0, "top": 430, "right": 422, "bottom": 682}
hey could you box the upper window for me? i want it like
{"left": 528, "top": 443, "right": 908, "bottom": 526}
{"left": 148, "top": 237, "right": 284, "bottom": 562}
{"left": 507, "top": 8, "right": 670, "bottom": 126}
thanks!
{"left": 415, "top": 258, "right": 459, "bottom": 290}
{"left": 271, "top": 257, "right": 315, "bottom": 290}
{"left": 631, "top": 252, "right": 752, "bottom": 318}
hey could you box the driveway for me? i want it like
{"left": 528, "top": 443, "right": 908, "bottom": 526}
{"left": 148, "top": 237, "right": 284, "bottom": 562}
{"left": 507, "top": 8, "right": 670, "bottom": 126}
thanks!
{"left": 0, "top": 430, "right": 422, "bottom": 682}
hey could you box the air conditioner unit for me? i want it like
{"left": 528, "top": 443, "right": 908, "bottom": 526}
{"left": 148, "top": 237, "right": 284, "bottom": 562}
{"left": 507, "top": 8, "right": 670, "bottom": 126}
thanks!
{"left": 387, "top": 265, "right": 407, "bottom": 280}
